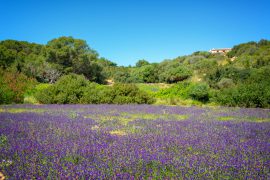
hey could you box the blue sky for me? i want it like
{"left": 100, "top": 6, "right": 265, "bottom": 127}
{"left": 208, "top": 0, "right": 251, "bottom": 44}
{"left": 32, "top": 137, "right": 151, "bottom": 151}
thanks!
{"left": 1, "top": 0, "right": 269, "bottom": 66}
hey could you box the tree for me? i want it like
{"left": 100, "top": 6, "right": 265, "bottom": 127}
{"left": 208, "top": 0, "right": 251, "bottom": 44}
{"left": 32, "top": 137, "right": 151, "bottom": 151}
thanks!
{"left": 113, "top": 68, "right": 131, "bottom": 83}
{"left": 0, "top": 45, "right": 16, "bottom": 68}
{"left": 131, "top": 64, "right": 159, "bottom": 83}
{"left": 135, "top": 59, "right": 150, "bottom": 67}
{"left": 44, "top": 36, "right": 106, "bottom": 83}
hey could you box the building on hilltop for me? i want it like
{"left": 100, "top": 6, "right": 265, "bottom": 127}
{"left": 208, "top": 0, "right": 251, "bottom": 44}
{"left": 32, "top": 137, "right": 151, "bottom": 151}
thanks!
{"left": 209, "top": 48, "right": 231, "bottom": 54}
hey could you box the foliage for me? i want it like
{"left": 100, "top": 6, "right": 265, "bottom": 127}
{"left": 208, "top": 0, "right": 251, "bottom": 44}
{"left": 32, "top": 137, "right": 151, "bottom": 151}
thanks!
{"left": 214, "top": 82, "right": 270, "bottom": 108}
{"left": 113, "top": 68, "right": 132, "bottom": 83}
{"left": 135, "top": 59, "right": 150, "bottom": 67}
{"left": 0, "top": 37, "right": 106, "bottom": 84}
{"left": 206, "top": 66, "right": 251, "bottom": 88}
{"left": 214, "top": 66, "right": 270, "bottom": 107}
{"left": 0, "top": 45, "right": 16, "bottom": 68}
{"left": 44, "top": 36, "right": 106, "bottom": 83}
{"left": 156, "top": 81, "right": 210, "bottom": 103}
{"left": 0, "top": 69, "right": 37, "bottom": 104}
{"left": 160, "top": 66, "right": 192, "bottom": 83}
{"left": 192, "top": 59, "right": 218, "bottom": 74}
{"left": 216, "top": 78, "right": 235, "bottom": 89}
{"left": 35, "top": 75, "right": 154, "bottom": 104}
{"left": 0, "top": 78, "right": 15, "bottom": 104}
{"left": 110, "top": 83, "right": 155, "bottom": 104}
{"left": 1, "top": 37, "right": 270, "bottom": 107}
{"left": 130, "top": 64, "right": 159, "bottom": 83}
{"left": 156, "top": 82, "right": 191, "bottom": 99}
{"left": 80, "top": 83, "right": 113, "bottom": 104}
{"left": 35, "top": 74, "right": 89, "bottom": 104}
{"left": 188, "top": 83, "right": 210, "bottom": 102}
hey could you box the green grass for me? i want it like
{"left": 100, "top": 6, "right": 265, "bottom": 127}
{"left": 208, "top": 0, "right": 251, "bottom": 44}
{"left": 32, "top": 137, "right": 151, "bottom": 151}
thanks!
{"left": 0, "top": 107, "right": 45, "bottom": 114}
{"left": 217, "top": 116, "right": 270, "bottom": 122}
{"left": 84, "top": 112, "right": 189, "bottom": 135}
{"left": 136, "top": 83, "right": 172, "bottom": 95}
{"left": 155, "top": 97, "right": 203, "bottom": 106}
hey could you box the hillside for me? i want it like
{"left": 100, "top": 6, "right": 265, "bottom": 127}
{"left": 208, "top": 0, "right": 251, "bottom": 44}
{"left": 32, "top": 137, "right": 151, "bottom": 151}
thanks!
{"left": 1, "top": 37, "right": 270, "bottom": 108}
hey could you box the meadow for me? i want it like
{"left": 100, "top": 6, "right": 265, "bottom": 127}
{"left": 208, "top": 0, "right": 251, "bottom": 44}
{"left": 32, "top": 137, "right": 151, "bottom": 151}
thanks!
{"left": 0, "top": 104, "right": 269, "bottom": 179}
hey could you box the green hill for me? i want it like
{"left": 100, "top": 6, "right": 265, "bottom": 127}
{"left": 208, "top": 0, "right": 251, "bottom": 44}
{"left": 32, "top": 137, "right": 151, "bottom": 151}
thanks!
{"left": 1, "top": 37, "right": 270, "bottom": 107}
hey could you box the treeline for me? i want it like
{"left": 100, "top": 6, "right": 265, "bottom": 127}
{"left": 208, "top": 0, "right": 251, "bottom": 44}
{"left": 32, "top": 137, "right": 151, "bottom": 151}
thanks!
{"left": 0, "top": 37, "right": 270, "bottom": 107}
{"left": 0, "top": 37, "right": 116, "bottom": 84}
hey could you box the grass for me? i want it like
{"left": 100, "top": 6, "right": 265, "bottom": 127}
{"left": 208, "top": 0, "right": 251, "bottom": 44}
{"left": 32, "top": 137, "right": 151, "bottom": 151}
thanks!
{"left": 85, "top": 112, "right": 190, "bottom": 135}
{"left": 136, "top": 83, "right": 172, "bottom": 95}
{"left": 155, "top": 97, "right": 203, "bottom": 106}
{"left": 109, "top": 130, "right": 127, "bottom": 136}
{"left": 217, "top": 116, "right": 270, "bottom": 122}
{"left": 0, "top": 107, "right": 45, "bottom": 114}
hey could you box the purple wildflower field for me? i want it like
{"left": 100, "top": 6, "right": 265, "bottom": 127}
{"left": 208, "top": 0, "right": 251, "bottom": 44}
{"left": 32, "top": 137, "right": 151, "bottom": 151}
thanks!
{"left": 0, "top": 104, "right": 269, "bottom": 179}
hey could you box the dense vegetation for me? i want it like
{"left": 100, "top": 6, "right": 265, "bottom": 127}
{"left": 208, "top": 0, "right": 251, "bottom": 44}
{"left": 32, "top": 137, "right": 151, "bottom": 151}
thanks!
{"left": 0, "top": 37, "right": 270, "bottom": 107}
{"left": 35, "top": 74, "right": 154, "bottom": 104}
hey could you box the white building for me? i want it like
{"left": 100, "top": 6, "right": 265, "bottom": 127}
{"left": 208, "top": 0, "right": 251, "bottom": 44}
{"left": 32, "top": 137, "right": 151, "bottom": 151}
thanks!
{"left": 209, "top": 48, "right": 231, "bottom": 54}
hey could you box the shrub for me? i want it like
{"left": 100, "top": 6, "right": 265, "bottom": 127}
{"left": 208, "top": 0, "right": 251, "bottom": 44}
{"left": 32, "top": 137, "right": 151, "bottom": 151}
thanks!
{"left": 188, "top": 83, "right": 210, "bottom": 102}
{"left": 35, "top": 74, "right": 89, "bottom": 104}
{"left": 214, "top": 83, "right": 270, "bottom": 108}
{"left": 0, "top": 69, "right": 37, "bottom": 104}
{"left": 161, "top": 66, "right": 192, "bottom": 83}
{"left": 35, "top": 76, "right": 154, "bottom": 105}
{"left": 113, "top": 69, "right": 131, "bottom": 83}
{"left": 156, "top": 82, "right": 191, "bottom": 99}
{"left": 0, "top": 79, "right": 15, "bottom": 104}
{"left": 81, "top": 83, "right": 155, "bottom": 104}
{"left": 217, "top": 78, "right": 235, "bottom": 89}
{"left": 110, "top": 83, "right": 155, "bottom": 104}
{"left": 80, "top": 83, "right": 113, "bottom": 104}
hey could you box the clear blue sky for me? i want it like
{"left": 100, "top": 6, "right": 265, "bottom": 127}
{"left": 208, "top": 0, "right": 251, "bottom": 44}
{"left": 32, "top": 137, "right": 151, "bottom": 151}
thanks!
{"left": 1, "top": 0, "right": 269, "bottom": 66}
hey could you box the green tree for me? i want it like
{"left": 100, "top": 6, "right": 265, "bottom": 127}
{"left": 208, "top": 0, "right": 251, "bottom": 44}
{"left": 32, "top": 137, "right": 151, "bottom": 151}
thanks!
{"left": 0, "top": 45, "right": 17, "bottom": 68}
{"left": 135, "top": 59, "right": 150, "bottom": 67}
{"left": 44, "top": 36, "right": 105, "bottom": 83}
{"left": 131, "top": 64, "right": 159, "bottom": 83}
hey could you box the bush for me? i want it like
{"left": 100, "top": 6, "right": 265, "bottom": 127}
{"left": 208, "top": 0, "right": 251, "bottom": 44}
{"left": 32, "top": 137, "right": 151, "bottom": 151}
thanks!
{"left": 161, "top": 66, "right": 192, "bottom": 83}
{"left": 110, "top": 83, "right": 155, "bottom": 104}
{"left": 0, "top": 69, "right": 37, "bottom": 104}
{"left": 0, "top": 80, "right": 15, "bottom": 104}
{"left": 188, "top": 83, "right": 210, "bottom": 102}
{"left": 156, "top": 82, "right": 191, "bottom": 99}
{"left": 35, "top": 74, "right": 89, "bottom": 104}
{"left": 80, "top": 83, "right": 113, "bottom": 104}
{"left": 35, "top": 76, "right": 154, "bottom": 104}
{"left": 217, "top": 78, "right": 235, "bottom": 89}
{"left": 206, "top": 66, "right": 251, "bottom": 88}
{"left": 113, "top": 69, "right": 131, "bottom": 83}
{"left": 214, "top": 83, "right": 270, "bottom": 108}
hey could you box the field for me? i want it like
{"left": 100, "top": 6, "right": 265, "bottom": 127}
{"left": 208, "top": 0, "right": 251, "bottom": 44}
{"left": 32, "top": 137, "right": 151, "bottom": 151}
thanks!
{"left": 0, "top": 105, "right": 269, "bottom": 179}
